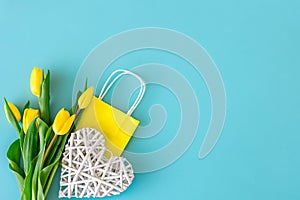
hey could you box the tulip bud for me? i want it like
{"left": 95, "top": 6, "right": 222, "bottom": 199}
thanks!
{"left": 4, "top": 102, "right": 21, "bottom": 123}
{"left": 53, "top": 108, "right": 75, "bottom": 135}
{"left": 30, "top": 67, "right": 43, "bottom": 97}
{"left": 22, "top": 108, "right": 39, "bottom": 133}
{"left": 78, "top": 87, "right": 94, "bottom": 109}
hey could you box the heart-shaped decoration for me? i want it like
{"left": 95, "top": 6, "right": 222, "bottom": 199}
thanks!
{"left": 59, "top": 128, "right": 134, "bottom": 198}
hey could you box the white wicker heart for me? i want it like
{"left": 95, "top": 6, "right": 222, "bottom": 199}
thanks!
{"left": 59, "top": 128, "right": 134, "bottom": 198}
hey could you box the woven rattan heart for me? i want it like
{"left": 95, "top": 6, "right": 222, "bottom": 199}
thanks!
{"left": 59, "top": 128, "right": 134, "bottom": 198}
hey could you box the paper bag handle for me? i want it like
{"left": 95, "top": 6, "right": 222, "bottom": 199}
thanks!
{"left": 98, "top": 69, "right": 146, "bottom": 116}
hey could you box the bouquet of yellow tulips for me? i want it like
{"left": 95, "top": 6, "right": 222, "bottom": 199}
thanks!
{"left": 4, "top": 67, "right": 94, "bottom": 200}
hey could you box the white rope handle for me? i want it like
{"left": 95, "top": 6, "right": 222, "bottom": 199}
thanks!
{"left": 98, "top": 69, "right": 146, "bottom": 116}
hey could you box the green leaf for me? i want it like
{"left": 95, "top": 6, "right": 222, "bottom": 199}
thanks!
{"left": 3, "top": 97, "right": 21, "bottom": 134}
{"left": 21, "top": 160, "right": 35, "bottom": 200}
{"left": 55, "top": 134, "right": 69, "bottom": 163}
{"left": 44, "top": 127, "right": 53, "bottom": 147}
{"left": 37, "top": 177, "right": 45, "bottom": 200}
{"left": 40, "top": 134, "right": 68, "bottom": 190}
{"left": 9, "top": 164, "right": 25, "bottom": 192}
{"left": 39, "top": 163, "right": 54, "bottom": 191}
{"left": 40, "top": 162, "right": 59, "bottom": 193}
{"left": 7, "top": 139, "right": 25, "bottom": 192}
{"left": 44, "top": 135, "right": 62, "bottom": 167}
{"left": 19, "top": 128, "right": 25, "bottom": 152}
{"left": 22, "top": 118, "right": 38, "bottom": 175}
{"left": 39, "top": 70, "right": 50, "bottom": 124}
{"left": 44, "top": 162, "right": 59, "bottom": 196}
{"left": 7, "top": 140, "right": 24, "bottom": 178}
{"left": 7, "top": 139, "right": 22, "bottom": 168}
{"left": 70, "top": 90, "right": 82, "bottom": 115}
{"left": 37, "top": 118, "right": 49, "bottom": 150}
{"left": 22, "top": 100, "right": 30, "bottom": 117}
{"left": 70, "top": 78, "right": 89, "bottom": 115}
{"left": 28, "top": 122, "right": 49, "bottom": 200}
{"left": 84, "top": 77, "right": 88, "bottom": 91}
{"left": 32, "top": 145, "right": 46, "bottom": 200}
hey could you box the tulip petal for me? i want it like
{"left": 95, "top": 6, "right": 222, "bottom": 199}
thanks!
{"left": 23, "top": 109, "right": 29, "bottom": 133}
{"left": 53, "top": 109, "right": 70, "bottom": 134}
{"left": 78, "top": 87, "right": 94, "bottom": 109}
{"left": 4, "top": 102, "right": 21, "bottom": 123}
{"left": 30, "top": 67, "right": 43, "bottom": 97}
{"left": 56, "top": 115, "right": 75, "bottom": 135}
{"left": 28, "top": 109, "right": 39, "bottom": 121}
{"left": 8, "top": 103, "right": 21, "bottom": 122}
{"left": 22, "top": 108, "right": 39, "bottom": 133}
{"left": 3, "top": 98, "right": 22, "bottom": 134}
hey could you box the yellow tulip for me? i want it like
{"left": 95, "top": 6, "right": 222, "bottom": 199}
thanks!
{"left": 30, "top": 67, "right": 43, "bottom": 97}
{"left": 53, "top": 108, "right": 75, "bottom": 135}
{"left": 78, "top": 87, "right": 94, "bottom": 109}
{"left": 4, "top": 102, "right": 21, "bottom": 123}
{"left": 23, "top": 108, "right": 39, "bottom": 133}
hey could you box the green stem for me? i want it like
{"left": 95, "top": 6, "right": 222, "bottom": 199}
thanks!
{"left": 42, "top": 134, "right": 57, "bottom": 168}
{"left": 75, "top": 107, "right": 81, "bottom": 116}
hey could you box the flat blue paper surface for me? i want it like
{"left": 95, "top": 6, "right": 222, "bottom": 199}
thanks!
{"left": 0, "top": 1, "right": 300, "bottom": 199}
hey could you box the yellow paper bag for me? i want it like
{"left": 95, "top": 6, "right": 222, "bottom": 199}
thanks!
{"left": 76, "top": 69, "right": 146, "bottom": 156}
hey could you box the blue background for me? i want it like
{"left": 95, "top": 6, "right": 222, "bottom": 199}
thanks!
{"left": 1, "top": 0, "right": 300, "bottom": 199}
